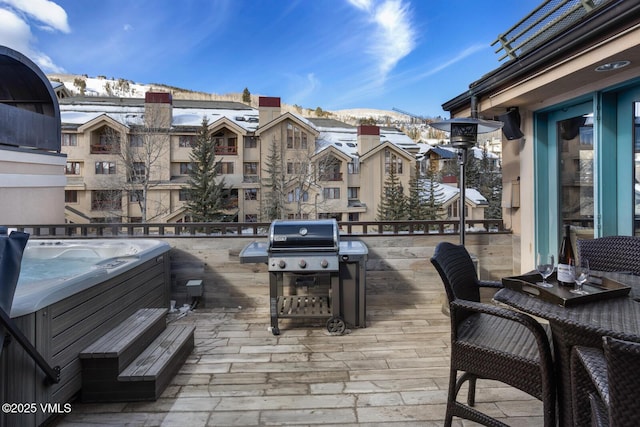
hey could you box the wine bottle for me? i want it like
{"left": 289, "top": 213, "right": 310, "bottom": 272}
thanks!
{"left": 557, "top": 224, "right": 575, "bottom": 286}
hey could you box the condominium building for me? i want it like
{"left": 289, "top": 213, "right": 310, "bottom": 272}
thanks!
{"left": 59, "top": 93, "right": 426, "bottom": 223}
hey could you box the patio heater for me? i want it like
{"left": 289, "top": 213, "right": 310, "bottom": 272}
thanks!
{"left": 430, "top": 118, "right": 503, "bottom": 245}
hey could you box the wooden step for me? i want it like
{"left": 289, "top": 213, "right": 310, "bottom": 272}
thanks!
{"left": 81, "top": 324, "right": 195, "bottom": 402}
{"left": 79, "top": 308, "right": 168, "bottom": 376}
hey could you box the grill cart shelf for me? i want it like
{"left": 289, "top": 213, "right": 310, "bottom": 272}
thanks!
{"left": 240, "top": 220, "right": 367, "bottom": 335}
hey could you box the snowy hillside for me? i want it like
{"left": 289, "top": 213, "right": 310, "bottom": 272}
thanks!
{"left": 47, "top": 73, "right": 421, "bottom": 125}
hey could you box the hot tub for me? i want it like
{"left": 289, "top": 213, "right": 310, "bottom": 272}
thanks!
{"left": 13, "top": 239, "right": 171, "bottom": 317}
{"left": 1, "top": 239, "right": 171, "bottom": 427}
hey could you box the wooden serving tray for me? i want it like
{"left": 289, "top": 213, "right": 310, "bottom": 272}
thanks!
{"left": 502, "top": 272, "right": 631, "bottom": 307}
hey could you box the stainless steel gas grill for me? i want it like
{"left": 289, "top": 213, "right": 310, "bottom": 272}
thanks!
{"left": 240, "top": 219, "right": 367, "bottom": 335}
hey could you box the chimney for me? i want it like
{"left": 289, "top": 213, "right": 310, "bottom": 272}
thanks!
{"left": 259, "top": 96, "right": 281, "bottom": 126}
{"left": 357, "top": 125, "right": 380, "bottom": 155}
{"left": 144, "top": 91, "right": 172, "bottom": 129}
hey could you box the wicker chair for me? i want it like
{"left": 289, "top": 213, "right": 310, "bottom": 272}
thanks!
{"left": 576, "top": 236, "right": 640, "bottom": 275}
{"left": 431, "top": 242, "right": 556, "bottom": 427}
{"left": 571, "top": 336, "right": 640, "bottom": 427}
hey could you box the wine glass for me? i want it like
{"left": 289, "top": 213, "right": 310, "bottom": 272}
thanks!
{"left": 570, "top": 258, "right": 590, "bottom": 295}
{"left": 536, "top": 253, "right": 555, "bottom": 288}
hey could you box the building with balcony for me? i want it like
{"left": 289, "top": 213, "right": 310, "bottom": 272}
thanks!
{"left": 442, "top": 0, "right": 640, "bottom": 272}
{"left": 59, "top": 93, "right": 486, "bottom": 224}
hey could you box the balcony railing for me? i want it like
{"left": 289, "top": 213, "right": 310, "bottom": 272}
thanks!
{"left": 8, "top": 219, "right": 506, "bottom": 238}
{"left": 215, "top": 146, "right": 237, "bottom": 155}
{"left": 319, "top": 172, "right": 343, "bottom": 181}
{"left": 90, "top": 144, "right": 120, "bottom": 154}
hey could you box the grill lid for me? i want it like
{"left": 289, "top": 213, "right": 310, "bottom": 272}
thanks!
{"left": 268, "top": 219, "right": 339, "bottom": 252}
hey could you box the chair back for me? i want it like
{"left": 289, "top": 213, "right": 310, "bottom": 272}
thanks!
{"left": 577, "top": 236, "right": 640, "bottom": 275}
{"left": 431, "top": 242, "right": 481, "bottom": 304}
{"left": 603, "top": 336, "right": 640, "bottom": 425}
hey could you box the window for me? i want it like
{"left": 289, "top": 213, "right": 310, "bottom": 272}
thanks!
{"left": 244, "top": 188, "right": 258, "bottom": 200}
{"left": 129, "top": 134, "right": 143, "bottom": 147}
{"left": 130, "top": 190, "right": 143, "bottom": 202}
{"left": 287, "top": 188, "right": 309, "bottom": 202}
{"left": 179, "top": 188, "right": 190, "bottom": 201}
{"left": 179, "top": 135, "right": 195, "bottom": 147}
{"left": 348, "top": 158, "right": 360, "bottom": 174}
{"left": 65, "top": 162, "right": 80, "bottom": 175}
{"left": 215, "top": 162, "right": 234, "bottom": 174}
{"left": 347, "top": 187, "right": 359, "bottom": 199}
{"left": 384, "top": 149, "right": 403, "bottom": 174}
{"left": 632, "top": 102, "right": 640, "bottom": 236}
{"left": 318, "top": 158, "right": 342, "bottom": 181}
{"left": 288, "top": 213, "right": 309, "bottom": 219}
{"left": 91, "top": 190, "right": 121, "bottom": 210}
{"left": 130, "top": 162, "right": 145, "bottom": 182}
{"left": 244, "top": 162, "right": 258, "bottom": 175}
{"left": 245, "top": 214, "right": 257, "bottom": 222}
{"left": 323, "top": 188, "right": 340, "bottom": 199}
{"left": 62, "top": 134, "right": 77, "bottom": 146}
{"left": 286, "top": 123, "right": 308, "bottom": 149}
{"left": 95, "top": 161, "right": 116, "bottom": 175}
{"left": 244, "top": 136, "right": 258, "bottom": 148}
{"left": 558, "top": 114, "right": 594, "bottom": 229}
{"left": 286, "top": 162, "right": 305, "bottom": 175}
{"left": 65, "top": 190, "right": 78, "bottom": 203}
{"left": 179, "top": 162, "right": 192, "bottom": 175}
{"left": 91, "top": 128, "right": 120, "bottom": 154}
{"left": 348, "top": 212, "right": 360, "bottom": 221}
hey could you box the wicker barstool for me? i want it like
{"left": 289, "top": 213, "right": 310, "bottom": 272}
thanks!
{"left": 577, "top": 236, "right": 640, "bottom": 275}
{"left": 571, "top": 336, "right": 640, "bottom": 427}
{"left": 431, "top": 242, "right": 556, "bottom": 427}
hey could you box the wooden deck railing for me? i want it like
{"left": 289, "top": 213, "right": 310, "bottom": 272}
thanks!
{"left": 7, "top": 219, "right": 507, "bottom": 239}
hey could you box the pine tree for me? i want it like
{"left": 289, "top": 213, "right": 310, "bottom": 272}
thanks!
{"left": 377, "top": 164, "right": 407, "bottom": 221}
{"left": 407, "top": 162, "right": 429, "bottom": 221}
{"left": 185, "top": 117, "right": 226, "bottom": 222}
{"left": 477, "top": 142, "right": 503, "bottom": 219}
{"left": 424, "top": 167, "right": 444, "bottom": 221}
{"left": 242, "top": 88, "right": 251, "bottom": 104}
{"left": 261, "top": 140, "right": 285, "bottom": 221}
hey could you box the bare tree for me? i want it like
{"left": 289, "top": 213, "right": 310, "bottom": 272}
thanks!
{"left": 102, "top": 104, "right": 171, "bottom": 222}
{"left": 261, "top": 130, "right": 342, "bottom": 220}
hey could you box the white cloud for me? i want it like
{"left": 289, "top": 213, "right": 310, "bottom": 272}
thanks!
{"left": 0, "top": 8, "right": 32, "bottom": 53}
{"left": 348, "top": 0, "right": 372, "bottom": 11}
{"left": 1, "top": 0, "right": 70, "bottom": 33}
{"left": 348, "top": 0, "right": 415, "bottom": 82}
{"left": 0, "top": 0, "right": 68, "bottom": 72}
{"left": 411, "top": 44, "right": 487, "bottom": 81}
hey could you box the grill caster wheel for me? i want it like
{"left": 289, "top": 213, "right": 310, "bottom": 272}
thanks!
{"left": 326, "top": 316, "right": 346, "bottom": 334}
{"left": 271, "top": 327, "right": 280, "bottom": 336}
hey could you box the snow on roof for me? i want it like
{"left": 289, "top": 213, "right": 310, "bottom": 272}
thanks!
{"left": 436, "top": 145, "right": 499, "bottom": 160}
{"left": 425, "top": 180, "right": 488, "bottom": 205}
{"left": 58, "top": 100, "right": 259, "bottom": 131}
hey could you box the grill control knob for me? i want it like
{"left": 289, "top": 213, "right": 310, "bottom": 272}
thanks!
{"left": 278, "top": 260, "right": 286, "bottom": 269}
{"left": 321, "top": 259, "right": 329, "bottom": 268}
{"left": 299, "top": 260, "right": 307, "bottom": 269}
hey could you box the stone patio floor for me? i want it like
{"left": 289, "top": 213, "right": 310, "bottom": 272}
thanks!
{"left": 51, "top": 301, "right": 543, "bottom": 426}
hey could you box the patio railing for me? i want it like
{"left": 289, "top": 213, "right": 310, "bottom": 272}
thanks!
{"left": 7, "top": 219, "right": 507, "bottom": 238}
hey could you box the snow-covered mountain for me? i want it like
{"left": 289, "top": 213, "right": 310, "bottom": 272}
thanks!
{"left": 47, "top": 73, "right": 423, "bottom": 126}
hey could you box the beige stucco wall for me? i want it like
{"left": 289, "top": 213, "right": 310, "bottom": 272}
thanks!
{"left": 0, "top": 149, "right": 66, "bottom": 224}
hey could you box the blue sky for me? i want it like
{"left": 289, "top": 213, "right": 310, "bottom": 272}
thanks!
{"left": 0, "top": 0, "right": 540, "bottom": 117}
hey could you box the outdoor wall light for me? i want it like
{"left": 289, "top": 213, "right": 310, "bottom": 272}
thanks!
{"left": 430, "top": 117, "right": 503, "bottom": 245}
{"left": 595, "top": 60, "right": 630, "bottom": 72}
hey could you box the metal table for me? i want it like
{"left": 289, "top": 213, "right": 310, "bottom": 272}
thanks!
{"left": 494, "top": 272, "right": 640, "bottom": 427}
